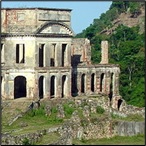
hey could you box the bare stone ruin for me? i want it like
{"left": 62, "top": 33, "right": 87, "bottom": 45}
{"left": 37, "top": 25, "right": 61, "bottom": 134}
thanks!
{"left": 1, "top": 7, "right": 122, "bottom": 110}
{"left": 100, "top": 40, "right": 109, "bottom": 64}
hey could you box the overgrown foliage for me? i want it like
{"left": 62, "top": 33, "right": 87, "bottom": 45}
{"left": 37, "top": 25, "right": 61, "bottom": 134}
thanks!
{"left": 96, "top": 106, "right": 105, "bottom": 114}
{"left": 75, "top": 2, "right": 145, "bottom": 107}
{"left": 22, "top": 138, "right": 32, "bottom": 145}
{"left": 63, "top": 103, "right": 75, "bottom": 118}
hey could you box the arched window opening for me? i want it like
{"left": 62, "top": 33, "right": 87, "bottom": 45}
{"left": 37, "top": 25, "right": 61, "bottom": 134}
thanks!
{"left": 81, "top": 74, "right": 85, "bottom": 93}
{"left": 100, "top": 73, "right": 104, "bottom": 92}
{"left": 71, "top": 73, "right": 78, "bottom": 97}
{"left": 118, "top": 99, "right": 123, "bottom": 110}
{"left": 1, "top": 76, "right": 3, "bottom": 95}
{"left": 14, "top": 76, "right": 26, "bottom": 99}
{"left": 1, "top": 76, "right": 2, "bottom": 85}
{"left": 62, "top": 75, "right": 67, "bottom": 98}
{"left": 39, "top": 76, "right": 45, "bottom": 99}
{"left": 50, "top": 76, "right": 55, "bottom": 98}
{"left": 1, "top": 44, "right": 4, "bottom": 63}
{"left": 109, "top": 73, "right": 114, "bottom": 101}
{"left": 91, "top": 73, "right": 95, "bottom": 92}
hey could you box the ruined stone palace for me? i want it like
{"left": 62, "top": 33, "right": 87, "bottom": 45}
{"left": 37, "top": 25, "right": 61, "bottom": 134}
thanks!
{"left": 1, "top": 8, "right": 121, "bottom": 108}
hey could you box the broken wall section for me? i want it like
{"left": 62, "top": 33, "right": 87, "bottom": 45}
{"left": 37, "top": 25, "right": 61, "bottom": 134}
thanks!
{"left": 71, "top": 38, "right": 91, "bottom": 67}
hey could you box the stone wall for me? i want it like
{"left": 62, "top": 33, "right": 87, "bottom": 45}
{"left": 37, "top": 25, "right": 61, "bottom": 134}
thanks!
{"left": 2, "top": 119, "right": 144, "bottom": 145}
{"left": 1, "top": 8, "right": 72, "bottom": 33}
{"left": 2, "top": 127, "right": 60, "bottom": 145}
{"left": 115, "top": 121, "right": 145, "bottom": 136}
{"left": 71, "top": 38, "right": 91, "bottom": 66}
{"left": 2, "top": 97, "right": 145, "bottom": 145}
{"left": 117, "top": 99, "right": 145, "bottom": 118}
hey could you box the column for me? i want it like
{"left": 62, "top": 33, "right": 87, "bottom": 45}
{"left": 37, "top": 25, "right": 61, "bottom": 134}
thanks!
{"left": 77, "top": 73, "right": 81, "bottom": 96}
{"left": 66, "top": 73, "right": 71, "bottom": 98}
{"left": 114, "top": 73, "right": 120, "bottom": 96}
{"left": 57, "top": 43, "right": 61, "bottom": 67}
{"left": 35, "top": 43, "right": 39, "bottom": 67}
{"left": 96, "top": 72, "right": 100, "bottom": 93}
{"left": 45, "top": 43, "right": 50, "bottom": 67}
{"left": 56, "top": 74, "right": 61, "bottom": 98}
{"left": 86, "top": 72, "right": 91, "bottom": 95}
{"left": 45, "top": 73, "right": 50, "bottom": 99}
{"left": 105, "top": 72, "right": 111, "bottom": 95}
{"left": 67, "top": 44, "right": 71, "bottom": 66}
{"left": 112, "top": 73, "right": 116, "bottom": 96}
{"left": 100, "top": 41, "right": 109, "bottom": 64}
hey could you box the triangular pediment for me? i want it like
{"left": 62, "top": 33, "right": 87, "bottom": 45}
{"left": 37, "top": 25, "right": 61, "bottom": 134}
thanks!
{"left": 36, "top": 22, "right": 74, "bottom": 36}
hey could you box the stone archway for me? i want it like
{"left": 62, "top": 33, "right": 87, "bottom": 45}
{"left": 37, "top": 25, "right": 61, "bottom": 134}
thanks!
{"left": 14, "top": 76, "right": 26, "bottom": 99}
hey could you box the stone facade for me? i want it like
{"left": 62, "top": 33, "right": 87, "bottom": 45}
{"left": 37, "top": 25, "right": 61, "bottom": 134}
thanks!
{"left": 1, "top": 8, "right": 121, "bottom": 109}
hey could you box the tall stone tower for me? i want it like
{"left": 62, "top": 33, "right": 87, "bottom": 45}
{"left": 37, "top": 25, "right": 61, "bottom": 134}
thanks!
{"left": 100, "top": 41, "right": 109, "bottom": 64}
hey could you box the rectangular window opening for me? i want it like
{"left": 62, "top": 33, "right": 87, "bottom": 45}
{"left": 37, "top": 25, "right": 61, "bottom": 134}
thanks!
{"left": 62, "top": 44, "right": 67, "bottom": 67}
{"left": 1, "top": 44, "right": 4, "bottom": 63}
{"left": 39, "top": 44, "right": 45, "bottom": 67}
{"left": 50, "top": 44, "right": 56, "bottom": 67}
{"left": 16, "top": 44, "right": 25, "bottom": 63}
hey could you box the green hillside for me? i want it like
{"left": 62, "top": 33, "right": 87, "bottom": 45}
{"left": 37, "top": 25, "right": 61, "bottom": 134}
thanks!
{"left": 75, "top": 2, "right": 145, "bottom": 107}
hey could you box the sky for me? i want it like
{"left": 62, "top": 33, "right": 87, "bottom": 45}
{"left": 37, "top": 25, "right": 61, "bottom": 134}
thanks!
{"left": 1, "top": 1, "right": 112, "bottom": 34}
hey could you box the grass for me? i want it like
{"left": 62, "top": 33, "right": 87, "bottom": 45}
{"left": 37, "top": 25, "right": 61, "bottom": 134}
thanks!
{"left": 111, "top": 113, "right": 144, "bottom": 122}
{"left": 73, "top": 134, "right": 145, "bottom": 145}
{"left": 2, "top": 105, "right": 64, "bottom": 135}
{"left": 2, "top": 99, "right": 145, "bottom": 145}
{"left": 2, "top": 115, "right": 62, "bottom": 135}
{"left": 63, "top": 103, "right": 76, "bottom": 118}
{"left": 35, "top": 132, "right": 60, "bottom": 145}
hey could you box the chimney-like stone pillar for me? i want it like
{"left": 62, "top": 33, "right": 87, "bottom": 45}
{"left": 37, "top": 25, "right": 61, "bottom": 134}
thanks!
{"left": 100, "top": 41, "right": 109, "bottom": 64}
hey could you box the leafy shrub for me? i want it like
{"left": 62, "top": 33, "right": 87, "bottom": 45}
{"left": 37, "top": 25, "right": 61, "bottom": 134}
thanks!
{"left": 22, "top": 138, "right": 31, "bottom": 145}
{"left": 63, "top": 103, "right": 75, "bottom": 118}
{"left": 96, "top": 106, "right": 105, "bottom": 114}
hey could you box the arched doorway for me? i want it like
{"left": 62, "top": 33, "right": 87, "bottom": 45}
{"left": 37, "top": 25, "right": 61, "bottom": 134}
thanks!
{"left": 81, "top": 74, "right": 85, "bottom": 93}
{"left": 14, "top": 76, "right": 26, "bottom": 99}
{"left": 100, "top": 73, "right": 104, "bottom": 92}
{"left": 62, "top": 75, "right": 67, "bottom": 98}
{"left": 50, "top": 76, "right": 55, "bottom": 98}
{"left": 109, "top": 73, "right": 114, "bottom": 101}
{"left": 39, "top": 76, "right": 45, "bottom": 99}
{"left": 91, "top": 73, "right": 95, "bottom": 92}
{"left": 118, "top": 99, "right": 123, "bottom": 110}
{"left": 71, "top": 73, "right": 78, "bottom": 96}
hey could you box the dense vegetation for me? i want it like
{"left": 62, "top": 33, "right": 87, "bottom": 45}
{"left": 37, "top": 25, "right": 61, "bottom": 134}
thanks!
{"left": 76, "top": 2, "right": 145, "bottom": 107}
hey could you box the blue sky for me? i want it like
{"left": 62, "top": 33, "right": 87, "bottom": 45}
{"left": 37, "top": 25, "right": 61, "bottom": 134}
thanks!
{"left": 2, "top": 1, "right": 112, "bottom": 34}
